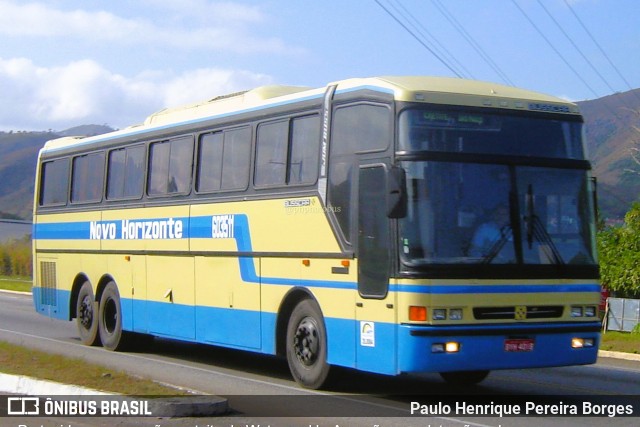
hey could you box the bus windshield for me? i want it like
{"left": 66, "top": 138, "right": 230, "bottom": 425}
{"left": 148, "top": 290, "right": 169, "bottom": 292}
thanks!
{"left": 397, "top": 108, "right": 596, "bottom": 267}
{"left": 399, "top": 162, "right": 597, "bottom": 267}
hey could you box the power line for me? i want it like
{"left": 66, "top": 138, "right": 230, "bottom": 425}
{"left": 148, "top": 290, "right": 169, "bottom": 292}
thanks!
{"left": 536, "top": 0, "right": 617, "bottom": 96}
{"left": 563, "top": 0, "right": 636, "bottom": 95}
{"left": 389, "top": 0, "right": 474, "bottom": 79}
{"left": 510, "top": 0, "right": 601, "bottom": 99}
{"left": 431, "top": 0, "right": 515, "bottom": 86}
{"left": 532, "top": 0, "right": 632, "bottom": 123}
{"left": 373, "top": 0, "right": 464, "bottom": 78}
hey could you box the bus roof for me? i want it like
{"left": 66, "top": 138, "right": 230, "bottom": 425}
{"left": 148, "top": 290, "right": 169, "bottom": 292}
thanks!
{"left": 41, "top": 76, "right": 579, "bottom": 154}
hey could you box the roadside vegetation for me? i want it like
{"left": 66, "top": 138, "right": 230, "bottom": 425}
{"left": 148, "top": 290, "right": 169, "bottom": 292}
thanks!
{"left": 598, "top": 202, "right": 640, "bottom": 298}
{"left": 0, "top": 341, "right": 189, "bottom": 395}
{"left": 600, "top": 331, "right": 640, "bottom": 354}
{"left": 0, "top": 235, "right": 31, "bottom": 277}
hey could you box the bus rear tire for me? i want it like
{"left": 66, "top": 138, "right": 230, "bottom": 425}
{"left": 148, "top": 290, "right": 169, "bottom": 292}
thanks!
{"left": 286, "top": 299, "right": 330, "bottom": 389}
{"left": 98, "top": 281, "right": 128, "bottom": 351}
{"left": 440, "top": 370, "right": 490, "bottom": 385}
{"left": 76, "top": 281, "right": 100, "bottom": 346}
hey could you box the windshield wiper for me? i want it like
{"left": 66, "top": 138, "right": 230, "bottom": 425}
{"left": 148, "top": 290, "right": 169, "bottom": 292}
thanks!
{"left": 481, "top": 225, "right": 513, "bottom": 264}
{"left": 523, "top": 185, "right": 564, "bottom": 265}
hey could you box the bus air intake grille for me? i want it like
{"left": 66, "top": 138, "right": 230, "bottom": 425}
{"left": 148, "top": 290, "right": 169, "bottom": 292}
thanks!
{"left": 39, "top": 261, "right": 58, "bottom": 306}
{"left": 473, "top": 306, "right": 563, "bottom": 320}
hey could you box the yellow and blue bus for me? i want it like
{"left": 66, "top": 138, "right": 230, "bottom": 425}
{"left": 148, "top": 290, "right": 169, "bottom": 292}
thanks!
{"left": 33, "top": 76, "right": 601, "bottom": 389}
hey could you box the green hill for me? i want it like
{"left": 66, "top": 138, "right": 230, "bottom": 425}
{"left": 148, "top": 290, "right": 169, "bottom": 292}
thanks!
{"left": 0, "top": 125, "right": 113, "bottom": 220}
{"left": 577, "top": 90, "right": 640, "bottom": 221}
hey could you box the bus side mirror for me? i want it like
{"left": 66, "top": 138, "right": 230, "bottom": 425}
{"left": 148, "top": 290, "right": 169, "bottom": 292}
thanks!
{"left": 387, "top": 166, "right": 407, "bottom": 218}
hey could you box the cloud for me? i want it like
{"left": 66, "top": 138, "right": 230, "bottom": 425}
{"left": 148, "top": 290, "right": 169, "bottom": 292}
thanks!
{"left": 0, "top": 0, "right": 297, "bottom": 53}
{"left": 141, "top": 0, "right": 266, "bottom": 25}
{"left": 0, "top": 57, "right": 273, "bottom": 131}
{"left": 0, "top": 1, "right": 144, "bottom": 39}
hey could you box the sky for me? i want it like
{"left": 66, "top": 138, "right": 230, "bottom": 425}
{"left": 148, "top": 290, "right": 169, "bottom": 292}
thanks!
{"left": 0, "top": 0, "right": 638, "bottom": 131}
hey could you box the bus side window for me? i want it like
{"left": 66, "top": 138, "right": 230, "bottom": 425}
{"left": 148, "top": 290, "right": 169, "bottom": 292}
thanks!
{"left": 220, "top": 127, "right": 251, "bottom": 190}
{"left": 255, "top": 120, "right": 288, "bottom": 186}
{"left": 40, "top": 158, "right": 70, "bottom": 206}
{"left": 107, "top": 145, "right": 145, "bottom": 200}
{"left": 71, "top": 152, "right": 105, "bottom": 203}
{"left": 289, "top": 115, "right": 320, "bottom": 185}
{"left": 254, "top": 115, "right": 320, "bottom": 187}
{"left": 197, "top": 127, "right": 251, "bottom": 193}
{"left": 197, "top": 132, "right": 224, "bottom": 192}
{"left": 148, "top": 136, "right": 193, "bottom": 196}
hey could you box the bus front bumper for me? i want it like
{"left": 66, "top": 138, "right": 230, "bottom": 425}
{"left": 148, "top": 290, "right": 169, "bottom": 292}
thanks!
{"left": 397, "top": 321, "right": 601, "bottom": 374}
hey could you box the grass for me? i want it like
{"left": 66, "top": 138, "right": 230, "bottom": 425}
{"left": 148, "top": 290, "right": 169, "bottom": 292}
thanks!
{"left": 600, "top": 331, "right": 640, "bottom": 354}
{"left": 0, "top": 341, "right": 188, "bottom": 395}
{"left": 0, "top": 275, "right": 32, "bottom": 292}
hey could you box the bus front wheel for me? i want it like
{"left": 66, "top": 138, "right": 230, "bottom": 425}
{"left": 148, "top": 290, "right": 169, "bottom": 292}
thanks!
{"left": 98, "top": 281, "right": 127, "bottom": 351}
{"left": 76, "top": 281, "right": 100, "bottom": 346}
{"left": 286, "top": 299, "right": 330, "bottom": 389}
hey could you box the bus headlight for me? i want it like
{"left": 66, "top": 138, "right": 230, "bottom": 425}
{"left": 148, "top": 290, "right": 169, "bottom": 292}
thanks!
{"left": 449, "top": 308, "right": 463, "bottom": 320}
{"left": 433, "top": 309, "right": 446, "bottom": 321}
{"left": 432, "top": 342, "right": 460, "bottom": 353}
{"left": 571, "top": 306, "right": 598, "bottom": 317}
{"left": 584, "top": 306, "right": 597, "bottom": 317}
{"left": 431, "top": 308, "right": 463, "bottom": 321}
{"left": 571, "top": 338, "right": 595, "bottom": 348}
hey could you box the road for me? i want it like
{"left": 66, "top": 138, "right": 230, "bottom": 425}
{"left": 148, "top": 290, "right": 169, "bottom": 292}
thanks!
{"left": 1, "top": 291, "right": 639, "bottom": 427}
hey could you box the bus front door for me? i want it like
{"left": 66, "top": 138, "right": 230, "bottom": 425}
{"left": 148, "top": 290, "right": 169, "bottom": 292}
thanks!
{"left": 355, "top": 164, "right": 397, "bottom": 375}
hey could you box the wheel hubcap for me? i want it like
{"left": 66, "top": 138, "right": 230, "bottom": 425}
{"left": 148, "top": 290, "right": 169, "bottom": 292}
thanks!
{"left": 79, "top": 295, "right": 93, "bottom": 329}
{"left": 294, "top": 317, "right": 319, "bottom": 366}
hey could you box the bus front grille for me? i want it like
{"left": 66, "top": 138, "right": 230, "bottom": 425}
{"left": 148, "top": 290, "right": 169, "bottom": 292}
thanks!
{"left": 473, "top": 306, "right": 564, "bottom": 320}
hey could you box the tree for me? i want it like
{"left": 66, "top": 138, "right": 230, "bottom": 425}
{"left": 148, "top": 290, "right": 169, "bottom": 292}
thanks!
{"left": 598, "top": 202, "right": 640, "bottom": 298}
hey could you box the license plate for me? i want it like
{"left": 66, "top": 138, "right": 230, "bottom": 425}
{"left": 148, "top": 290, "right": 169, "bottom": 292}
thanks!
{"left": 504, "top": 338, "right": 534, "bottom": 352}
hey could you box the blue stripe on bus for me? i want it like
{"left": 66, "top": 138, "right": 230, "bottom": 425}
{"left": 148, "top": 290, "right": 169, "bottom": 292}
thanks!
{"left": 34, "top": 217, "right": 192, "bottom": 240}
{"left": 34, "top": 221, "right": 93, "bottom": 240}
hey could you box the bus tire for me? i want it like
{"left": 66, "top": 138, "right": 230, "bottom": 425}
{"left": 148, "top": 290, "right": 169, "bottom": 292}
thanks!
{"left": 76, "top": 281, "right": 100, "bottom": 346}
{"left": 440, "top": 370, "right": 490, "bottom": 385}
{"left": 286, "top": 299, "right": 330, "bottom": 389}
{"left": 98, "top": 281, "right": 127, "bottom": 351}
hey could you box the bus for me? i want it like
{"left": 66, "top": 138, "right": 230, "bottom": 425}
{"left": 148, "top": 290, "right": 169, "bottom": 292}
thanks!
{"left": 32, "top": 76, "right": 601, "bottom": 389}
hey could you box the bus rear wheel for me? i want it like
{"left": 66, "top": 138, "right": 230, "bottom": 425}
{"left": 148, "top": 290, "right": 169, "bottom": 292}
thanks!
{"left": 76, "top": 281, "right": 100, "bottom": 346}
{"left": 286, "top": 299, "right": 330, "bottom": 389}
{"left": 440, "top": 370, "right": 490, "bottom": 385}
{"left": 98, "top": 281, "right": 128, "bottom": 351}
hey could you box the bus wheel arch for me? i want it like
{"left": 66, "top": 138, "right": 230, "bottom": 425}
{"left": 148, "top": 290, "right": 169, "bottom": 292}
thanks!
{"left": 282, "top": 292, "right": 331, "bottom": 389}
{"left": 72, "top": 275, "right": 100, "bottom": 346}
{"left": 275, "top": 287, "right": 316, "bottom": 357}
